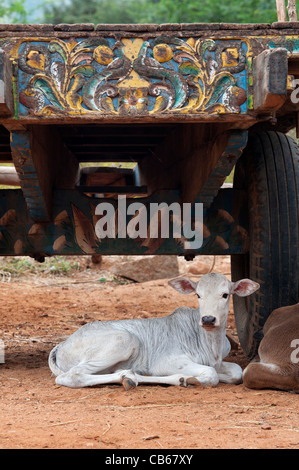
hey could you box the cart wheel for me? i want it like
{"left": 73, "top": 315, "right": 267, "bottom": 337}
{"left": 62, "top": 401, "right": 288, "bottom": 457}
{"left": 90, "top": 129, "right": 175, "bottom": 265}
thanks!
{"left": 231, "top": 131, "right": 299, "bottom": 359}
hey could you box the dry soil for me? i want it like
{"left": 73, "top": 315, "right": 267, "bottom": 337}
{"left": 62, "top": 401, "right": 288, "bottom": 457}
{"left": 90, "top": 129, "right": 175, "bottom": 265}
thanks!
{"left": 0, "top": 256, "right": 298, "bottom": 450}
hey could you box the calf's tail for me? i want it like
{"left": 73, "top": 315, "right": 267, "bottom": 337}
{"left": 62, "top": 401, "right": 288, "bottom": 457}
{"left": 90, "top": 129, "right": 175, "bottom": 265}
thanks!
{"left": 48, "top": 345, "right": 63, "bottom": 376}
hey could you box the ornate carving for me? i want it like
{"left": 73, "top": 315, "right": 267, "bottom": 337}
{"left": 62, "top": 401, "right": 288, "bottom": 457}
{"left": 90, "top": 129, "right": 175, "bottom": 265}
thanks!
{"left": 16, "top": 36, "right": 248, "bottom": 116}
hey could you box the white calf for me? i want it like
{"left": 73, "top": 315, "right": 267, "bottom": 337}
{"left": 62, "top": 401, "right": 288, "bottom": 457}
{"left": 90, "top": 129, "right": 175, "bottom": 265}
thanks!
{"left": 48, "top": 272, "right": 259, "bottom": 389}
{"left": 243, "top": 303, "right": 299, "bottom": 392}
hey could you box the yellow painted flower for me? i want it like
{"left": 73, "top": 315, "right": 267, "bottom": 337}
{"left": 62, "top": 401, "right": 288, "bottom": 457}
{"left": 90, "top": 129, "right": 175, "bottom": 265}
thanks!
{"left": 119, "top": 88, "right": 148, "bottom": 114}
{"left": 93, "top": 45, "right": 114, "bottom": 65}
{"left": 27, "top": 50, "right": 45, "bottom": 71}
{"left": 153, "top": 44, "right": 173, "bottom": 63}
{"left": 221, "top": 48, "right": 239, "bottom": 67}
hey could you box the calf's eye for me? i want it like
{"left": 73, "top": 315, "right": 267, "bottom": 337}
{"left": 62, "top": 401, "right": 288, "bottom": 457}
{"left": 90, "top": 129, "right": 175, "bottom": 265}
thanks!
{"left": 222, "top": 293, "right": 229, "bottom": 299}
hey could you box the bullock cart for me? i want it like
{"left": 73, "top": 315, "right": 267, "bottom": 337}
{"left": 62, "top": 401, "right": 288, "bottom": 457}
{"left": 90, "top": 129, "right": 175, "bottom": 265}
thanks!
{"left": 0, "top": 22, "right": 298, "bottom": 358}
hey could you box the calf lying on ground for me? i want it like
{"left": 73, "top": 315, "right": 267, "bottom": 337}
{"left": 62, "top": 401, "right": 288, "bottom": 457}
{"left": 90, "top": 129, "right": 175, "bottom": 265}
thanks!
{"left": 243, "top": 303, "right": 299, "bottom": 392}
{"left": 48, "top": 273, "right": 259, "bottom": 389}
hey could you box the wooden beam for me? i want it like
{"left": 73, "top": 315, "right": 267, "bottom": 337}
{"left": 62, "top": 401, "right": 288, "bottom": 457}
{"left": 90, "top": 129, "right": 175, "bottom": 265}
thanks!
{"left": 10, "top": 130, "right": 51, "bottom": 221}
{"left": 138, "top": 123, "right": 232, "bottom": 203}
{"left": 0, "top": 166, "right": 20, "bottom": 186}
{"left": 64, "top": 136, "right": 164, "bottom": 146}
{"left": 76, "top": 153, "right": 148, "bottom": 162}
{"left": 253, "top": 48, "right": 288, "bottom": 114}
{"left": 30, "top": 126, "right": 79, "bottom": 191}
{"left": 0, "top": 52, "right": 14, "bottom": 117}
{"left": 181, "top": 127, "right": 231, "bottom": 204}
{"left": 0, "top": 80, "right": 9, "bottom": 116}
{"left": 67, "top": 145, "right": 154, "bottom": 153}
{"left": 59, "top": 125, "right": 175, "bottom": 138}
{"left": 77, "top": 185, "right": 148, "bottom": 194}
{"left": 198, "top": 130, "right": 248, "bottom": 208}
{"left": 10, "top": 126, "right": 79, "bottom": 222}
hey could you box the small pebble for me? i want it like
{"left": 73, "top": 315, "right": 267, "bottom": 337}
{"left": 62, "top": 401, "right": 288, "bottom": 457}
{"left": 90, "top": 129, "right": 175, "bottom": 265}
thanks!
{"left": 261, "top": 424, "right": 271, "bottom": 430}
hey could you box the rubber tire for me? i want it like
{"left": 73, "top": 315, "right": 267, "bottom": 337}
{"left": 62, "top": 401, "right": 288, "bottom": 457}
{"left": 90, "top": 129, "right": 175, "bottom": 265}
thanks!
{"left": 231, "top": 131, "right": 299, "bottom": 360}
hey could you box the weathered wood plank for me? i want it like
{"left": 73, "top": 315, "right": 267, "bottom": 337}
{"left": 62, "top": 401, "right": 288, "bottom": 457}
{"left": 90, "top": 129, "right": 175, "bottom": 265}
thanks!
{"left": 0, "top": 166, "right": 20, "bottom": 186}
{"left": 3, "top": 29, "right": 298, "bottom": 126}
{"left": 10, "top": 126, "right": 79, "bottom": 222}
{"left": 10, "top": 130, "right": 50, "bottom": 221}
{"left": 79, "top": 166, "right": 135, "bottom": 187}
{"left": 0, "top": 23, "right": 277, "bottom": 33}
{"left": 0, "top": 51, "right": 14, "bottom": 117}
{"left": 30, "top": 125, "right": 79, "bottom": 190}
{"left": 0, "top": 153, "right": 12, "bottom": 161}
{"left": 7, "top": 35, "right": 248, "bottom": 120}
{"left": 0, "top": 80, "right": 9, "bottom": 116}
{"left": 198, "top": 130, "right": 248, "bottom": 208}
{"left": 253, "top": 48, "right": 288, "bottom": 114}
{"left": 77, "top": 185, "right": 148, "bottom": 194}
{"left": 63, "top": 136, "right": 164, "bottom": 146}
{"left": 54, "top": 24, "right": 95, "bottom": 32}
{"left": 138, "top": 123, "right": 233, "bottom": 204}
{"left": 76, "top": 153, "right": 148, "bottom": 162}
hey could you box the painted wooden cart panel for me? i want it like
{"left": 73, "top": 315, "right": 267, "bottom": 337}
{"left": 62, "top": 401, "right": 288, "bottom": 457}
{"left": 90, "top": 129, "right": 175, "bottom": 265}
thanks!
{"left": 14, "top": 36, "right": 248, "bottom": 117}
{"left": 1, "top": 24, "right": 297, "bottom": 123}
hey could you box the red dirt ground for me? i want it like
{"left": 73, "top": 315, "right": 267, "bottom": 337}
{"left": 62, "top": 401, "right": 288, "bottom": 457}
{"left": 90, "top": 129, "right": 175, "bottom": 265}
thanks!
{"left": 0, "top": 256, "right": 298, "bottom": 449}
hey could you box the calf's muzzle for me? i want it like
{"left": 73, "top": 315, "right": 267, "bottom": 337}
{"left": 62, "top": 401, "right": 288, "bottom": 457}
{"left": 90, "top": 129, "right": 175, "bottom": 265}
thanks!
{"left": 202, "top": 316, "right": 216, "bottom": 326}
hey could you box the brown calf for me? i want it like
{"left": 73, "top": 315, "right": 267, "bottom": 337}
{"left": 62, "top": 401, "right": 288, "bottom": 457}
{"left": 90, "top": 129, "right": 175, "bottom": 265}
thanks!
{"left": 243, "top": 303, "right": 299, "bottom": 392}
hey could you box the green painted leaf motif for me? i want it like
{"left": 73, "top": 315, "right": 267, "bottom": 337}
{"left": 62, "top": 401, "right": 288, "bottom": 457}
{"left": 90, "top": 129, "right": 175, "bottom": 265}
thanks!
{"left": 31, "top": 77, "right": 64, "bottom": 109}
{"left": 72, "top": 65, "right": 96, "bottom": 77}
{"left": 178, "top": 61, "right": 200, "bottom": 76}
{"left": 200, "top": 40, "right": 216, "bottom": 61}
{"left": 49, "top": 41, "right": 68, "bottom": 62}
{"left": 205, "top": 75, "right": 234, "bottom": 108}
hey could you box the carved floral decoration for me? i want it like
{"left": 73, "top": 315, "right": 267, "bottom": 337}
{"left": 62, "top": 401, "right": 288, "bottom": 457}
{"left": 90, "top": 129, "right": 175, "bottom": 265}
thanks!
{"left": 17, "top": 36, "right": 247, "bottom": 116}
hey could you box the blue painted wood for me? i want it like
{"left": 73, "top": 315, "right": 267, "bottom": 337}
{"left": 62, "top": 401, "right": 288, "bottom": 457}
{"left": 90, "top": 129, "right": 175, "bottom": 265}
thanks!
{"left": 13, "top": 37, "right": 248, "bottom": 118}
{"left": 10, "top": 131, "right": 50, "bottom": 222}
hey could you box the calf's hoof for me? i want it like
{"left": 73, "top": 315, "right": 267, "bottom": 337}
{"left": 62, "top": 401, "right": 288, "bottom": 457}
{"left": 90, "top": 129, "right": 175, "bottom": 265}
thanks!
{"left": 186, "top": 377, "right": 202, "bottom": 387}
{"left": 122, "top": 377, "right": 137, "bottom": 391}
{"left": 179, "top": 376, "right": 202, "bottom": 387}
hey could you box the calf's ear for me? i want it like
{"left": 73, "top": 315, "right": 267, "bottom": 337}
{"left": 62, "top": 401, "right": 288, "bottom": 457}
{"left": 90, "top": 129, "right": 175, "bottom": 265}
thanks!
{"left": 231, "top": 279, "right": 260, "bottom": 297}
{"left": 168, "top": 278, "right": 197, "bottom": 295}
